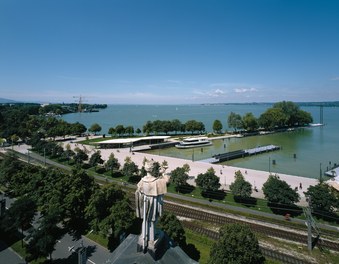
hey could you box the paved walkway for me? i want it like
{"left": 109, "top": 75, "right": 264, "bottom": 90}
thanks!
{"left": 5, "top": 141, "right": 319, "bottom": 206}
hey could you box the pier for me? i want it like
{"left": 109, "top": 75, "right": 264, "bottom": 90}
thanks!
{"left": 201, "top": 145, "right": 280, "bottom": 164}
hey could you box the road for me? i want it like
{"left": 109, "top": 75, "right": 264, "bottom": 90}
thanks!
{"left": 0, "top": 241, "right": 26, "bottom": 264}
{"left": 52, "top": 233, "right": 113, "bottom": 264}
{"left": 1, "top": 193, "right": 114, "bottom": 264}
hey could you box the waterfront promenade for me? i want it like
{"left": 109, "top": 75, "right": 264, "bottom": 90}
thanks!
{"left": 96, "top": 145, "right": 316, "bottom": 206}
{"left": 5, "top": 138, "right": 320, "bottom": 206}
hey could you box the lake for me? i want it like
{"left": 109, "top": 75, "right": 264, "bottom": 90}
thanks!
{"left": 62, "top": 104, "right": 339, "bottom": 179}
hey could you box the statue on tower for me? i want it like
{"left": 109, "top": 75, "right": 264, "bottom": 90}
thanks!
{"left": 135, "top": 160, "right": 169, "bottom": 258}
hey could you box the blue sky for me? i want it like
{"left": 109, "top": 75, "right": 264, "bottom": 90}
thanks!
{"left": 1, "top": 0, "right": 339, "bottom": 104}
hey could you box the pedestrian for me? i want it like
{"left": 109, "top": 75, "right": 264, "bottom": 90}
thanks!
{"left": 299, "top": 182, "right": 302, "bottom": 189}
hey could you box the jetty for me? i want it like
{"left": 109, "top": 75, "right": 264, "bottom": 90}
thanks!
{"left": 201, "top": 144, "right": 280, "bottom": 164}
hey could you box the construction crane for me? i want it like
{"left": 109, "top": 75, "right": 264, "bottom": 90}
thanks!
{"left": 73, "top": 95, "right": 87, "bottom": 112}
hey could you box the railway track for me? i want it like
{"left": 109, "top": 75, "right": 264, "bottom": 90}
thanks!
{"left": 163, "top": 201, "right": 339, "bottom": 252}
{"left": 182, "top": 221, "right": 314, "bottom": 264}
{"left": 129, "top": 194, "right": 339, "bottom": 252}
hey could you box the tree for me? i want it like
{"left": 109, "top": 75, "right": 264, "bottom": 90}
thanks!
{"left": 10, "top": 134, "right": 19, "bottom": 148}
{"left": 171, "top": 119, "right": 183, "bottom": 134}
{"left": 142, "top": 121, "right": 153, "bottom": 135}
{"left": 26, "top": 208, "right": 64, "bottom": 262}
{"left": 122, "top": 160, "right": 139, "bottom": 181}
{"left": 208, "top": 223, "right": 264, "bottom": 264}
{"left": 158, "top": 212, "right": 186, "bottom": 247}
{"left": 230, "top": 170, "right": 252, "bottom": 201}
{"left": 227, "top": 112, "right": 243, "bottom": 131}
{"left": 196, "top": 168, "right": 221, "bottom": 194}
{"left": 196, "top": 121, "right": 205, "bottom": 133}
{"left": 105, "top": 153, "right": 120, "bottom": 176}
{"left": 108, "top": 127, "right": 116, "bottom": 137}
{"left": 258, "top": 108, "right": 287, "bottom": 130}
{"left": 70, "top": 122, "right": 87, "bottom": 136}
{"left": 273, "top": 101, "right": 299, "bottom": 126}
{"left": 60, "top": 170, "right": 97, "bottom": 237}
{"left": 9, "top": 165, "right": 41, "bottom": 197}
{"left": 170, "top": 166, "right": 190, "bottom": 191}
{"left": 89, "top": 151, "right": 104, "bottom": 171}
{"left": 135, "top": 128, "right": 142, "bottom": 135}
{"left": 85, "top": 184, "right": 134, "bottom": 246}
{"left": 1, "top": 197, "right": 37, "bottom": 248}
{"left": 304, "top": 183, "right": 339, "bottom": 215}
{"left": 63, "top": 144, "right": 75, "bottom": 164}
{"left": 100, "top": 199, "right": 135, "bottom": 248}
{"left": 0, "top": 137, "right": 5, "bottom": 148}
{"left": 86, "top": 184, "right": 125, "bottom": 232}
{"left": 262, "top": 174, "right": 300, "bottom": 206}
{"left": 242, "top": 113, "right": 258, "bottom": 132}
{"left": 89, "top": 123, "right": 102, "bottom": 135}
{"left": 73, "top": 148, "right": 88, "bottom": 167}
{"left": 115, "top": 125, "right": 125, "bottom": 137}
{"left": 161, "top": 160, "right": 169, "bottom": 170}
{"left": 0, "top": 152, "right": 23, "bottom": 188}
{"left": 295, "top": 110, "right": 313, "bottom": 125}
{"left": 213, "top": 119, "right": 223, "bottom": 134}
{"left": 125, "top": 126, "right": 134, "bottom": 136}
{"left": 185, "top": 120, "right": 205, "bottom": 134}
{"left": 50, "top": 144, "right": 64, "bottom": 158}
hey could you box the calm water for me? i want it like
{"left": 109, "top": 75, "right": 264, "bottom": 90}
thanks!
{"left": 62, "top": 104, "right": 339, "bottom": 179}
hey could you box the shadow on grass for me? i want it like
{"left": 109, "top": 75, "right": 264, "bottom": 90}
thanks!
{"left": 110, "top": 171, "right": 123, "bottom": 178}
{"left": 128, "top": 175, "right": 141, "bottom": 184}
{"left": 182, "top": 243, "right": 200, "bottom": 262}
{"left": 95, "top": 168, "right": 106, "bottom": 174}
{"left": 81, "top": 164, "right": 91, "bottom": 170}
{"left": 201, "top": 190, "right": 226, "bottom": 201}
{"left": 268, "top": 202, "right": 303, "bottom": 217}
{"left": 313, "top": 210, "right": 339, "bottom": 224}
{"left": 234, "top": 196, "right": 257, "bottom": 207}
{"left": 176, "top": 184, "right": 195, "bottom": 194}
{"left": 0, "top": 228, "right": 23, "bottom": 249}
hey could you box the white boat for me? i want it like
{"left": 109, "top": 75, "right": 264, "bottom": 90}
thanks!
{"left": 175, "top": 137, "right": 212, "bottom": 149}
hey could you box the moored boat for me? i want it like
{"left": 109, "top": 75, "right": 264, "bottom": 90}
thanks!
{"left": 175, "top": 137, "right": 212, "bottom": 149}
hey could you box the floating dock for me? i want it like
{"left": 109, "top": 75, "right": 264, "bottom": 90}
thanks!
{"left": 325, "top": 166, "right": 339, "bottom": 177}
{"left": 201, "top": 145, "right": 280, "bottom": 164}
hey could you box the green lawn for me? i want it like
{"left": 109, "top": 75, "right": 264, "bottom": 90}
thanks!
{"left": 46, "top": 152, "right": 338, "bottom": 228}
{"left": 86, "top": 232, "right": 108, "bottom": 248}
{"left": 167, "top": 183, "right": 276, "bottom": 215}
{"left": 0, "top": 229, "right": 46, "bottom": 264}
{"left": 184, "top": 227, "right": 281, "bottom": 264}
{"left": 184, "top": 229, "right": 212, "bottom": 264}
